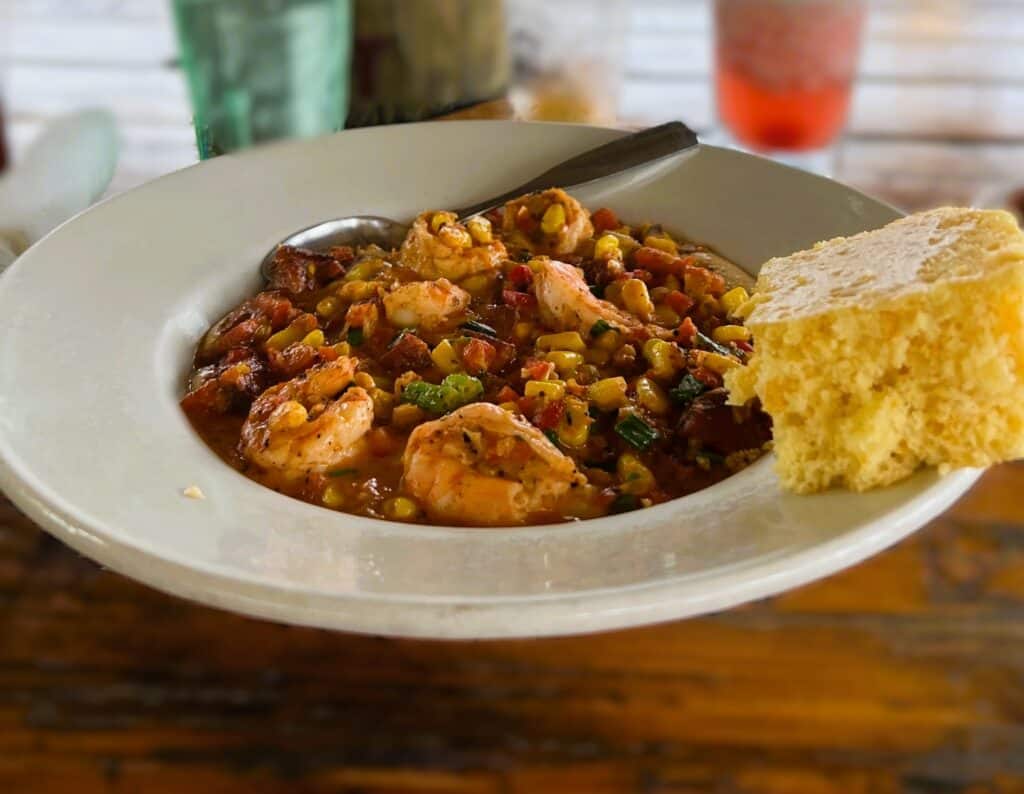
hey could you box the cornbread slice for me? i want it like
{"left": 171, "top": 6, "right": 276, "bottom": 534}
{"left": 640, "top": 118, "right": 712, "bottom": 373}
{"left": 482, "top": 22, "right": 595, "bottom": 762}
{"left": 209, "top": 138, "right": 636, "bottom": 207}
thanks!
{"left": 725, "top": 207, "right": 1024, "bottom": 493}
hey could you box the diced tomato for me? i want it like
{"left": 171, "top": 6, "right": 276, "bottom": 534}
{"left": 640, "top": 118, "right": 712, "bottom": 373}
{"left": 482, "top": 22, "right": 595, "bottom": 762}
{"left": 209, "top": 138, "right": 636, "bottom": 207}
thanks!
{"left": 503, "top": 289, "right": 537, "bottom": 309}
{"left": 734, "top": 340, "right": 754, "bottom": 353}
{"left": 676, "top": 316, "right": 699, "bottom": 346}
{"left": 591, "top": 207, "right": 619, "bottom": 234}
{"left": 268, "top": 343, "right": 319, "bottom": 379}
{"left": 534, "top": 399, "right": 566, "bottom": 430}
{"left": 485, "top": 208, "right": 503, "bottom": 227}
{"left": 507, "top": 264, "right": 534, "bottom": 287}
{"left": 518, "top": 395, "right": 538, "bottom": 416}
{"left": 496, "top": 385, "right": 520, "bottom": 403}
{"left": 462, "top": 338, "right": 497, "bottom": 375}
{"left": 319, "top": 345, "right": 340, "bottom": 362}
{"left": 666, "top": 290, "right": 695, "bottom": 315}
{"left": 253, "top": 292, "right": 298, "bottom": 329}
{"left": 691, "top": 366, "right": 723, "bottom": 388}
{"left": 345, "top": 301, "right": 379, "bottom": 331}
{"left": 515, "top": 205, "right": 538, "bottom": 233}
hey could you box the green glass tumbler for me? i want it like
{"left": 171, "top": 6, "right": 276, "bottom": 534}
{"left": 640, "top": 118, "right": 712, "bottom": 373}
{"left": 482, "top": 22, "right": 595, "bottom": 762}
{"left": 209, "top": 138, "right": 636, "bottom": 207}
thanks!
{"left": 172, "top": 0, "right": 353, "bottom": 158}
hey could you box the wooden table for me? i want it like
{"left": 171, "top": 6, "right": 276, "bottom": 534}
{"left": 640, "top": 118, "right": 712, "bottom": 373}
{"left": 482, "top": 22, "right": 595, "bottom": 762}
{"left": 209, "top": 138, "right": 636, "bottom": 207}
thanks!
{"left": 5, "top": 1, "right": 1024, "bottom": 791}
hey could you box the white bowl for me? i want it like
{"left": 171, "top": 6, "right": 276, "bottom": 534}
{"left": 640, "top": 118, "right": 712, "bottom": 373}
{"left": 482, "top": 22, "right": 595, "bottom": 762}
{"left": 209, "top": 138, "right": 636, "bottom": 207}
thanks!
{"left": 0, "top": 121, "right": 981, "bottom": 638}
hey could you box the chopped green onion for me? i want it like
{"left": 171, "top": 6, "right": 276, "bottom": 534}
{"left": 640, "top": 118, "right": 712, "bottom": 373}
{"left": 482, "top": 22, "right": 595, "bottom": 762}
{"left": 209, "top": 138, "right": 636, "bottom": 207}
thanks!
{"left": 327, "top": 467, "right": 358, "bottom": 478}
{"left": 614, "top": 414, "right": 660, "bottom": 451}
{"left": 543, "top": 428, "right": 560, "bottom": 446}
{"left": 590, "top": 319, "right": 614, "bottom": 337}
{"left": 697, "top": 450, "right": 726, "bottom": 465}
{"left": 589, "top": 284, "right": 605, "bottom": 299}
{"left": 670, "top": 372, "right": 706, "bottom": 406}
{"left": 347, "top": 327, "right": 365, "bottom": 347}
{"left": 401, "top": 373, "right": 483, "bottom": 414}
{"left": 696, "top": 331, "right": 732, "bottom": 358}
{"left": 610, "top": 493, "right": 639, "bottom": 514}
{"left": 461, "top": 320, "right": 498, "bottom": 337}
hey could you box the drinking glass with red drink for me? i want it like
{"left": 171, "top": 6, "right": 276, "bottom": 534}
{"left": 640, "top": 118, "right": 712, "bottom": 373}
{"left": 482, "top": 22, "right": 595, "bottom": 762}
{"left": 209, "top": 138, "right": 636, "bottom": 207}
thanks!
{"left": 714, "top": 0, "right": 865, "bottom": 173}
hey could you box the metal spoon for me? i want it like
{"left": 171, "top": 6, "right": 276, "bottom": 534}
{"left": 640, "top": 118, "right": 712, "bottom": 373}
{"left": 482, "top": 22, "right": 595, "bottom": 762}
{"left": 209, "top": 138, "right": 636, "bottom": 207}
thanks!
{"left": 260, "top": 121, "right": 699, "bottom": 278}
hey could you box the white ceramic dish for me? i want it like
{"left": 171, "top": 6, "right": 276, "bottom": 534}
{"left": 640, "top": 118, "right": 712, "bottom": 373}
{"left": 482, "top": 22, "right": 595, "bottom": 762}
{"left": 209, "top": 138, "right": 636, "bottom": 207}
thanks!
{"left": 0, "top": 121, "right": 981, "bottom": 638}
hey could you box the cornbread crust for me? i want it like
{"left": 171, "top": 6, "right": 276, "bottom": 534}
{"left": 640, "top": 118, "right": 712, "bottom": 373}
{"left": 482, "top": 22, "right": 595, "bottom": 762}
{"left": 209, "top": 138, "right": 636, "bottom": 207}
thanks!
{"left": 726, "top": 208, "right": 1024, "bottom": 493}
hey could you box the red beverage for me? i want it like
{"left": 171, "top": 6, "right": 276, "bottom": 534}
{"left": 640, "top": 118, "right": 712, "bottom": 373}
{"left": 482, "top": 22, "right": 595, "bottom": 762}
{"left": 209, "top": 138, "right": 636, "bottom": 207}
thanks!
{"left": 714, "top": 0, "right": 865, "bottom": 152}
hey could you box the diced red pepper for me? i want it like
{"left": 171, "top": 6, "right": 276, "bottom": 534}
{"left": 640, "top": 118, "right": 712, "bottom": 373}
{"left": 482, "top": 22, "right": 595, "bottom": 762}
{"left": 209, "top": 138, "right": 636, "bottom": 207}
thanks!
{"left": 633, "top": 246, "right": 679, "bottom": 272}
{"left": 534, "top": 399, "right": 566, "bottom": 430}
{"left": 734, "top": 340, "right": 754, "bottom": 353}
{"left": 503, "top": 289, "right": 537, "bottom": 309}
{"left": 676, "top": 316, "right": 699, "bottom": 346}
{"left": 522, "top": 359, "right": 556, "bottom": 381}
{"left": 517, "top": 395, "right": 538, "bottom": 416}
{"left": 666, "top": 290, "right": 695, "bottom": 315}
{"left": 496, "top": 385, "right": 520, "bottom": 403}
{"left": 462, "top": 338, "right": 497, "bottom": 375}
{"left": 591, "top": 207, "right": 619, "bottom": 234}
{"left": 507, "top": 264, "right": 534, "bottom": 287}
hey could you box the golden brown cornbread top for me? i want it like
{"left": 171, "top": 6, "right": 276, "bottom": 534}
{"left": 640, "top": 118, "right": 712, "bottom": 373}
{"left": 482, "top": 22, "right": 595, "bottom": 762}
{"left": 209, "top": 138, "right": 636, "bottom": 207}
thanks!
{"left": 744, "top": 207, "right": 1024, "bottom": 325}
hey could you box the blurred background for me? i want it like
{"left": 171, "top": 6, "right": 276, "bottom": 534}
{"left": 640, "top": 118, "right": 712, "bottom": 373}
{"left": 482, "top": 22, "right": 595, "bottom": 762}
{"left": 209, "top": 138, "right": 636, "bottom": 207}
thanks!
{"left": 1, "top": 0, "right": 1022, "bottom": 217}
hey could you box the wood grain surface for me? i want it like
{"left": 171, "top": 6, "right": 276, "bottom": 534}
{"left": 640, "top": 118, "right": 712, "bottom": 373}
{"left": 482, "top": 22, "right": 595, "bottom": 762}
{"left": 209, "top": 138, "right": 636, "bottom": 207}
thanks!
{"left": 2, "top": 462, "right": 1024, "bottom": 793}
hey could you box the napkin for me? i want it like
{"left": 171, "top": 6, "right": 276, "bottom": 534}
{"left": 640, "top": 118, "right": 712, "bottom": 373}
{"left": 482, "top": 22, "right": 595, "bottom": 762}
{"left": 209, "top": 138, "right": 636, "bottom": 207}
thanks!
{"left": 0, "top": 109, "right": 119, "bottom": 270}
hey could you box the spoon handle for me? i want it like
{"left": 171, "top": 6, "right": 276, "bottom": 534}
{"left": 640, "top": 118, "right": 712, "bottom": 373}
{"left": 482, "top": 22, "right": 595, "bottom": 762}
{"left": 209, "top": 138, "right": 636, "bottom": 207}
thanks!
{"left": 454, "top": 120, "right": 699, "bottom": 221}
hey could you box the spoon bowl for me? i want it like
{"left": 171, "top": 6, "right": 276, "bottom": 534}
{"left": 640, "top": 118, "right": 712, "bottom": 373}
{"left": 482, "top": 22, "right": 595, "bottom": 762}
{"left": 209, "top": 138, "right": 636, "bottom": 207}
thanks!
{"left": 259, "top": 120, "right": 699, "bottom": 279}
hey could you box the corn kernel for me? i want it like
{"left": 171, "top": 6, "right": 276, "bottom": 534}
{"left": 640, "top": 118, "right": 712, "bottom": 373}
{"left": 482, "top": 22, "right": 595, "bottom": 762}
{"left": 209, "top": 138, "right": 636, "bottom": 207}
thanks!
{"left": 438, "top": 225, "right": 472, "bottom": 249}
{"left": 392, "top": 402, "right": 426, "bottom": 429}
{"left": 720, "top": 286, "right": 751, "bottom": 316}
{"left": 383, "top": 496, "right": 420, "bottom": 520}
{"left": 430, "top": 211, "right": 456, "bottom": 233}
{"left": 585, "top": 347, "right": 611, "bottom": 366}
{"left": 527, "top": 257, "right": 547, "bottom": 273}
{"left": 322, "top": 483, "right": 347, "bottom": 509}
{"left": 595, "top": 328, "right": 622, "bottom": 351}
{"left": 536, "top": 331, "right": 586, "bottom": 353}
{"left": 587, "top": 376, "right": 628, "bottom": 411}
{"left": 336, "top": 279, "right": 378, "bottom": 301}
{"left": 499, "top": 401, "right": 520, "bottom": 413}
{"left": 617, "top": 453, "right": 655, "bottom": 496}
{"left": 371, "top": 388, "right": 394, "bottom": 420}
{"left": 643, "top": 235, "right": 677, "bottom": 254}
{"left": 699, "top": 351, "right": 741, "bottom": 374}
{"left": 316, "top": 296, "right": 340, "bottom": 318}
{"left": 653, "top": 304, "right": 682, "bottom": 328}
{"left": 460, "top": 273, "right": 493, "bottom": 297}
{"left": 546, "top": 350, "right": 584, "bottom": 376}
{"left": 664, "top": 274, "right": 682, "bottom": 291}
{"left": 354, "top": 372, "right": 375, "bottom": 390}
{"left": 430, "top": 339, "right": 461, "bottom": 374}
{"left": 712, "top": 324, "right": 751, "bottom": 343}
{"left": 524, "top": 380, "right": 566, "bottom": 400}
{"left": 514, "top": 321, "right": 534, "bottom": 342}
{"left": 466, "top": 215, "right": 493, "bottom": 244}
{"left": 635, "top": 376, "right": 671, "bottom": 415}
{"left": 540, "top": 202, "right": 567, "bottom": 234}
{"left": 333, "top": 341, "right": 352, "bottom": 357}
{"left": 621, "top": 278, "right": 655, "bottom": 320}
{"left": 301, "top": 329, "right": 325, "bottom": 348}
{"left": 265, "top": 323, "right": 305, "bottom": 351}
{"left": 343, "top": 258, "right": 384, "bottom": 282}
{"left": 642, "top": 338, "right": 684, "bottom": 379}
{"left": 557, "top": 397, "right": 592, "bottom": 447}
{"left": 594, "top": 234, "right": 621, "bottom": 260}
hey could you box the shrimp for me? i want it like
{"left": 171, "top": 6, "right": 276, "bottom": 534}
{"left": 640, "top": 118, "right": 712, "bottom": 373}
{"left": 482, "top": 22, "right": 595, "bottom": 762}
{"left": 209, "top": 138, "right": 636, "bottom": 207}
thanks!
{"left": 399, "top": 211, "right": 506, "bottom": 282}
{"left": 502, "top": 188, "right": 594, "bottom": 256}
{"left": 382, "top": 278, "right": 470, "bottom": 331}
{"left": 240, "top": 356, "right": 373, "bottom": 474}
{"left": 402, "top": 402, "right": 586, "bottom": 526}
{"left": 532, "top": 257, "right": 644, "bottom": 337}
